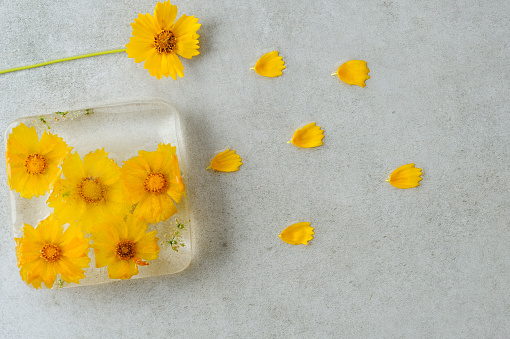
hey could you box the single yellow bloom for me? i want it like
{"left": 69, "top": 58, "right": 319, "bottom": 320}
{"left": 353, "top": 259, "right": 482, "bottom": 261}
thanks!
{"left": 279, "top": 222, "right": 314, "bottom": 245}
{"left": 47, "top": 149, "right": 129, "bottom": 233}
{"left": 251, "top": 51, "right": 286, "bottom": 77}
{"left": 333, "top": 60, "right": 370, "bottom": 87}
{"left": 6, "top": 123, "right": 71, "bottom": 199}
{"left": 15, "top": 215, "right": 90, "bottom": 289}
{"left": 121, "top": 143, "right": 185, "bottom": 224}
{"left": 91, "top": 215, "right": 159, "bottom": 280}
{"left": 386, "top": 163, "right": 423, "bottom": 189}
{"left": 126, "top": 0, "right": 201, "bottom": 80}
{"left": 207, "top": 148, "right": 243, "bottom": 172}
{"left": 289, "top": 122, "right": 325, "bottom": 148}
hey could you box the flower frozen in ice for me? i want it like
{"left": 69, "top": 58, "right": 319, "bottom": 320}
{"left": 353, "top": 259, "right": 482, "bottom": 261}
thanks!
{"left": 15, "top": 216, "right": 90, "bottom": 289}
{"left": 47, "top": 149, "right": 129, "bottom": 233}
{"left": 91, "top": 215, "right": 159, "bottom": 280}
{"left": 6, "top": 123, "right": 71, "bottom": 199}
{"left": 121, "top": 143, "right": 185, "bottom": 223}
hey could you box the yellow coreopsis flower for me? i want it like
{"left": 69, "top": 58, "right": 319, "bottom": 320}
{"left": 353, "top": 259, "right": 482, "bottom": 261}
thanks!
{"left": 207, "top": 148, "right": 243, "bottom": 172}
{"left": 47, "top": 149, "right": 129, "bottom": 233}
{"left": 126, "top": 0, "right": 201, "bottom": 80}
{"left": 91, "top": 215, "right": 159, "bottom": 280}
{"left": 333, "top": 60, "right": 370, "bottom": 87}
{"left": 6, "top": 123, "right": 71, "bottom": 199}
{"left": 121, "top": 143, "right": 185, "bottom": 224}
{"left": 288, "top": 122, "right": 325, "bottom": 148}
{"left": 251, "top": 51, "right": 286, "bottom": 77}
{"left": 386, "top": 163, "right": 423, "bottom": 189}
{"left": 15, "top": 216, "right": 90, "bottom": 289}
{"left": 279, "top": 222, "right": 314, "bottom": 245}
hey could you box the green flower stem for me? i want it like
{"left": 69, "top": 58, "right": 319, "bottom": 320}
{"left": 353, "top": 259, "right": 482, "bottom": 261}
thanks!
{"left": 0, "top": 48, "right": 127, "bottom": 75}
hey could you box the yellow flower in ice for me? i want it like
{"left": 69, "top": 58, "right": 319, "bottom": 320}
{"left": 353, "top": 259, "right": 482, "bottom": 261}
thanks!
{"left": 386, "top": 163, "right": 423, "bottom": 189}
{"left": 288, "top": 122, "right": 325, "bottom": 148}
{"left": 48, "top": 149, "right": 129, "bottom": 233}
{"left": 207, "top": 148, "right": 243, "bottom": 172}
{"left": 6, "top": 123, "right": 71, "bottom": 199}
{"left": 279, "top": 222, "right": 314, "bottom": 245}
{"left": 333, "top": 60, "right": 370, "bottom": 87}
{"left": 126, "top": 0, "right": 201, "bottom": 80}
{"left": 91, "top": 215, "right": 159, "bottom": 280}
{"left": 121, "top": 143, "right": 185, "bottom": 224}
{"left": 251, "top": 51, "right": 286, "bottom": 77}
{"left": 15, "top": 215, "right": 90, "bottom": 289}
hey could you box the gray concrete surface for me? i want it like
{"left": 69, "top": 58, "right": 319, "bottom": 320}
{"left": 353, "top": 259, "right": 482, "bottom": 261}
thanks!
{"left": 1, "top": 0, "right": 509, "bottom": 338}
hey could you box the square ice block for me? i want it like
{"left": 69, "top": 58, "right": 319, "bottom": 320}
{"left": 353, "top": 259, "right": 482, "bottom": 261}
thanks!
{"left": 5, "top": 100, "right": 193, "bottom": 288}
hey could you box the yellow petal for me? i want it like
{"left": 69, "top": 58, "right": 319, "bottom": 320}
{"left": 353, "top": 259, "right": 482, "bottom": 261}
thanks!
{"left": 107, "top": 259, "right": 139, "bottom": 280}
{"left": 289, "top": 122, "right": 325, "bottom": 148}
{"left": 154, "top": 0, "right": 178, "bottom": 29}
{"left": 207, "top": 148, "right": 243, "bottom": 172}
{"left": 253, "top": 51, "right": 286, "bottom": 77}
{"left": 171, "top": 14, "right": 201, "bottom": 39}
{"left": 386, "top": 163, "right": 423, "bottom": 189}
{"left": 279, "top": 222, "right": 314, "bottom": 245}
{"left": 176, "top": 35, "right": 200, "bottom": 59}
{"left": 335, "top": 60, "right": 370, "bottom": 87}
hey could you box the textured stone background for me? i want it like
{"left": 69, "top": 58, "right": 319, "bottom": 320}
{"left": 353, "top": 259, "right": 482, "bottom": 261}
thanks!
{"left": 1, "top": 0, "right": 509, "bottom": 338}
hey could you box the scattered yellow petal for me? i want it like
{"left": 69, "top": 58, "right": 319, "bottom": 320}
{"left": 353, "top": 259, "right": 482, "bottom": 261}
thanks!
{"left": 252, "top": 51, "right": 286, "bottom": 77}
{"left": 333, "top": 60, "right": 370, "bottom": 87}
{"left": 279, "top": 222, "right": 314, "bottom": 245}
{"left": 386, "top": 163, "right": 423, "bottom": 189}
{"left": 289, "top": 122, "right": 324, "bottom": 148}
{"left": 207, "top": 148, "right": 242, "bottom": 172}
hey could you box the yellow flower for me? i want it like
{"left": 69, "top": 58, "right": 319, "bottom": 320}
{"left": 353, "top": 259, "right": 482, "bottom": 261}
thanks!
{"left": 121, "top": 143, "right": 185, "bottom": 224}
{"left": 386, "top": 163, "right": 423, "bottom": 189}
{"left": 279, "top": 222, "right": 314, "bottom": 245}
{"left": 91, "top": 215, "right": 159, "bottom": 280}
{"left": 15, "top": 215, "right": 90, "bottom": 289}
{"left": 333, "top": 60, "right": 370, "bottom": 87}
{"left": 47, "top": 149, "right": 129, "bottom": 233}
{"left": 125, "top": 0, "right": 201, "bottom": 80}
{"left": 288, "top": 122, "right": 325, "bottom": 148}
{"left": 207, "top": 148, "right": 243, "bottom": 172}
{"left": 6, "top": 123, "right": 71, "bottom": 199}
{"left": 251, "top": 51, "right": 286, "bottom": 77}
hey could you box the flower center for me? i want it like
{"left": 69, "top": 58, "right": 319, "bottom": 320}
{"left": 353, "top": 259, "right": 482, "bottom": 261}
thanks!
{"left": 154, "top": 29, "right": 176, "bottom": 53}
{"left": 25, "top": 154, "right": 47, "bottom": 174}
{"left": 144, "top": 173, "right": 168, "bottom": 193}
{"left": 115, "top": 240, "right": 135, "bottom": 260}
{"left": 77, "top": 177, "right": 105, "bottom": 203}
{"left": 40, "top": 244, "right": 60, "bottom": 262}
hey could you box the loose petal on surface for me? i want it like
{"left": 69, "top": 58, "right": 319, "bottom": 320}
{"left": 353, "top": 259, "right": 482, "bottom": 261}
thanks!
{"left": 289, "top": 122, "right": 325, "bottom": 148}
{"left": 387, "top": 163, "right": 423, "bottom": 189}
{"left": 279, "top": 222, "right": 315, "bottom": 245}
{"left": 253, "top": 51, "right": 286, "bottom": 77}
{"left": 207, "top": 149, "right": 243, "bottom": 172}
{"left": 334, "top": 60, "right": 370, "bottom": 87}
